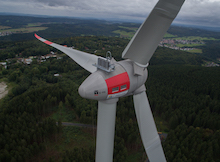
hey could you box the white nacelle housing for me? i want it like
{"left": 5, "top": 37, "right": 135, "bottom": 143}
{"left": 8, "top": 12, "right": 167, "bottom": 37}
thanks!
{"left": 78, "top": 59, "right": 148, "bottom": 100}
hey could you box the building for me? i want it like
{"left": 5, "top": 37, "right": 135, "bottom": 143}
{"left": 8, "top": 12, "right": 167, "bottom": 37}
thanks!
{"left": 0, "top": 62, "right": 7, "bottom": 69}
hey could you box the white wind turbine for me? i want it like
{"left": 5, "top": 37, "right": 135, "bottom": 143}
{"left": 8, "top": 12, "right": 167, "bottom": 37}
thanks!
{"left": 35, "top": 0, "right": 185, "bottom": 161}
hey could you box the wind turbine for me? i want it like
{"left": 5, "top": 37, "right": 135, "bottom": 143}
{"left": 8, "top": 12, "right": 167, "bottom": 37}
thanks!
{"left": 35, "top": 0, "right": 185, "bottom": 161}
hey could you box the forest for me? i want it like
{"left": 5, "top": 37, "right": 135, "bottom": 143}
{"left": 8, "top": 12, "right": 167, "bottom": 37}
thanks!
{"left": 0, "top": 15, "right": 220, "bottom": 162}
{"left": 0, "top": 35, "right": 219, "bottom": 161}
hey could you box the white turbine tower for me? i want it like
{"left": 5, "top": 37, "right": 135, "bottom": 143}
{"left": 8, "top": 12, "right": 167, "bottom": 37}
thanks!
{"left": 35, "top": 0, "right": 185, "bottom": 161}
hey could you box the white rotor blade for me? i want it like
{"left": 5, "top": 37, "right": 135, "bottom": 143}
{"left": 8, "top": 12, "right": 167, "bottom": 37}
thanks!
{"left": 133, "top": 91, "right": 166, "bottom": 162}
{"left": 96, "top": 100, "right": 117, "bottom": 162}
{"left": 35, "top": 34, "right": 98, "bottom": 73}
{"left": 122, "top": 0, "right": 185, "bottom": 66}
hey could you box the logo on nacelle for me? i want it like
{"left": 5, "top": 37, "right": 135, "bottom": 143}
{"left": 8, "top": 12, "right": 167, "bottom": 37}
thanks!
{"left": 94, "top": 90, "right": 99, "bottom": 96}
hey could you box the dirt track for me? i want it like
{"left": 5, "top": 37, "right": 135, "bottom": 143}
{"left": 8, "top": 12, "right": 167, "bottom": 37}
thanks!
{"left": 0, "top": 82, "right": 8, "bottom": 99}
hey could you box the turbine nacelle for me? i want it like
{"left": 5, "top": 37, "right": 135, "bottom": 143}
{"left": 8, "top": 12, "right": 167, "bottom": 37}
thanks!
{"left": 78, "top": 59, "right": 148, "bottom": 101}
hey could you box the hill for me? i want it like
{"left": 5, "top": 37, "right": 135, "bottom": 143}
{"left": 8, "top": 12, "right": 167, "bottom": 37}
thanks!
{"left": 1, "top": 15, "right": 219, "bottom": 62}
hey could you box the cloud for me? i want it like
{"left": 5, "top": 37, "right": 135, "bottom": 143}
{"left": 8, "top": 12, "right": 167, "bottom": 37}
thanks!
{"left": 0, "top": 0, "right": 220, "bottom": 27}
{"left": 178, "top": 0, "right": 220, "bottom": 27}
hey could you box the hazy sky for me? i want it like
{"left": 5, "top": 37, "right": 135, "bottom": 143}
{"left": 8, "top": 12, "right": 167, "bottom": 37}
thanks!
{"left": 0, "top": 0, "right": 220, "bottom": 27}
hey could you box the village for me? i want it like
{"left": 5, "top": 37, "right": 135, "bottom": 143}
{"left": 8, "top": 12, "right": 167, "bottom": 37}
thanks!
{"left": 0, "top": 38, "right": 219, "bottom": 69}
{"left": 158, "top": 38, "right": 205, "bottom": 51}
{"left": 0, "top": 31, "right": 14, "bottom": 37}
{"left": 0, "top": 51, "right": 62, "bottom": 69}
{"left": 16, "top": 51, "right": 60, "bottom": 65}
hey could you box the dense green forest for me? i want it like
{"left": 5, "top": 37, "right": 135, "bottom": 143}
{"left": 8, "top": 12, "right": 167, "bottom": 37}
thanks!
{"left": 0, "top": 35, "right": 220, "bottom": 161}
{"left": 0, "top": 15, "right": 220, "bottom": 161}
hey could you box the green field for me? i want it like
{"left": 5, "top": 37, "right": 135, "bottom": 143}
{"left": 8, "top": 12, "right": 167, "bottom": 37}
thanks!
{"left": 113, "top": 30, "right": 135, "bottom": 38}
{"left": 118, "top": 26, "right": 138, "bottom": 31}
{"left": 175, "top": 36, "right": 219, "bottom": 41}
{"left": 187, "top": 48, "right": 203, "bottom": 53}
{"left": 164, "top": 33, "right": 177, "bottom": 38}
{"left": 0, "top": 26, "right": 11, "bottom": 30}
{"left": 0, "top": 22, "right": 51, "bottom": 34}
{"left": 113, "top": 25, "right": 176, "bottom": 39}
{"left": 176, "top": 43, "right": 205, "bottom": 48}
{"left": 113, "top": 26, "right": 137, "bottom": 38}
{"left": 0, "top": 26, "right": 48, "bottom": 33}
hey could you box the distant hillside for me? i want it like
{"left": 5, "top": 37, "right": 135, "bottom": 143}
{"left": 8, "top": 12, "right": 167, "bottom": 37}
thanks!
{"left": 0, "top": 15, "right": 121, "bottom": 41}
{"left": 0, "top": 15, "right": 106, "bottom": 28}
{"left": 168, "top": 25, "right": 220, "bottom": 39}
{"left": 0, "top": 15, "right": 220, "bottom": 61}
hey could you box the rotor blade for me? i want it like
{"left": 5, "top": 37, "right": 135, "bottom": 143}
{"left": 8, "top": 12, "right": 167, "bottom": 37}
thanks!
{"left": 35, "top": 34, "right": 98, "bottom": 73}
{"left": 122, "top": 0, "right": 185, "bottom": 66}
{"left": 96, "top": 100, "right": 117, "bottom": 162}
{"left": 133, "top": 91, "right": 166, "bottom": 162}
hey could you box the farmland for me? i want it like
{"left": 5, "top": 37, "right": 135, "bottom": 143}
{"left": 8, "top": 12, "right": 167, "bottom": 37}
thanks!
{"left": 0, "top": 26, "right": 48, "bottom": 34}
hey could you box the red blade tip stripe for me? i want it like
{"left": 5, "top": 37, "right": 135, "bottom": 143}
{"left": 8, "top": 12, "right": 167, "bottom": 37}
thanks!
{"left": 44, "top": 41, "right": 53, "bottom": 45}
{"left": 34, "top": 33, "right": 41, "bottom": 39}
{"left": 34, "top": 33, "right": 53, "bottom": 45}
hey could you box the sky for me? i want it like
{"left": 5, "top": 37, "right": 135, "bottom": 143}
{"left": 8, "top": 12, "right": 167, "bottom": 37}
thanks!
{"left": 0, "top": 0, "right": 220, "bottom": 28}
